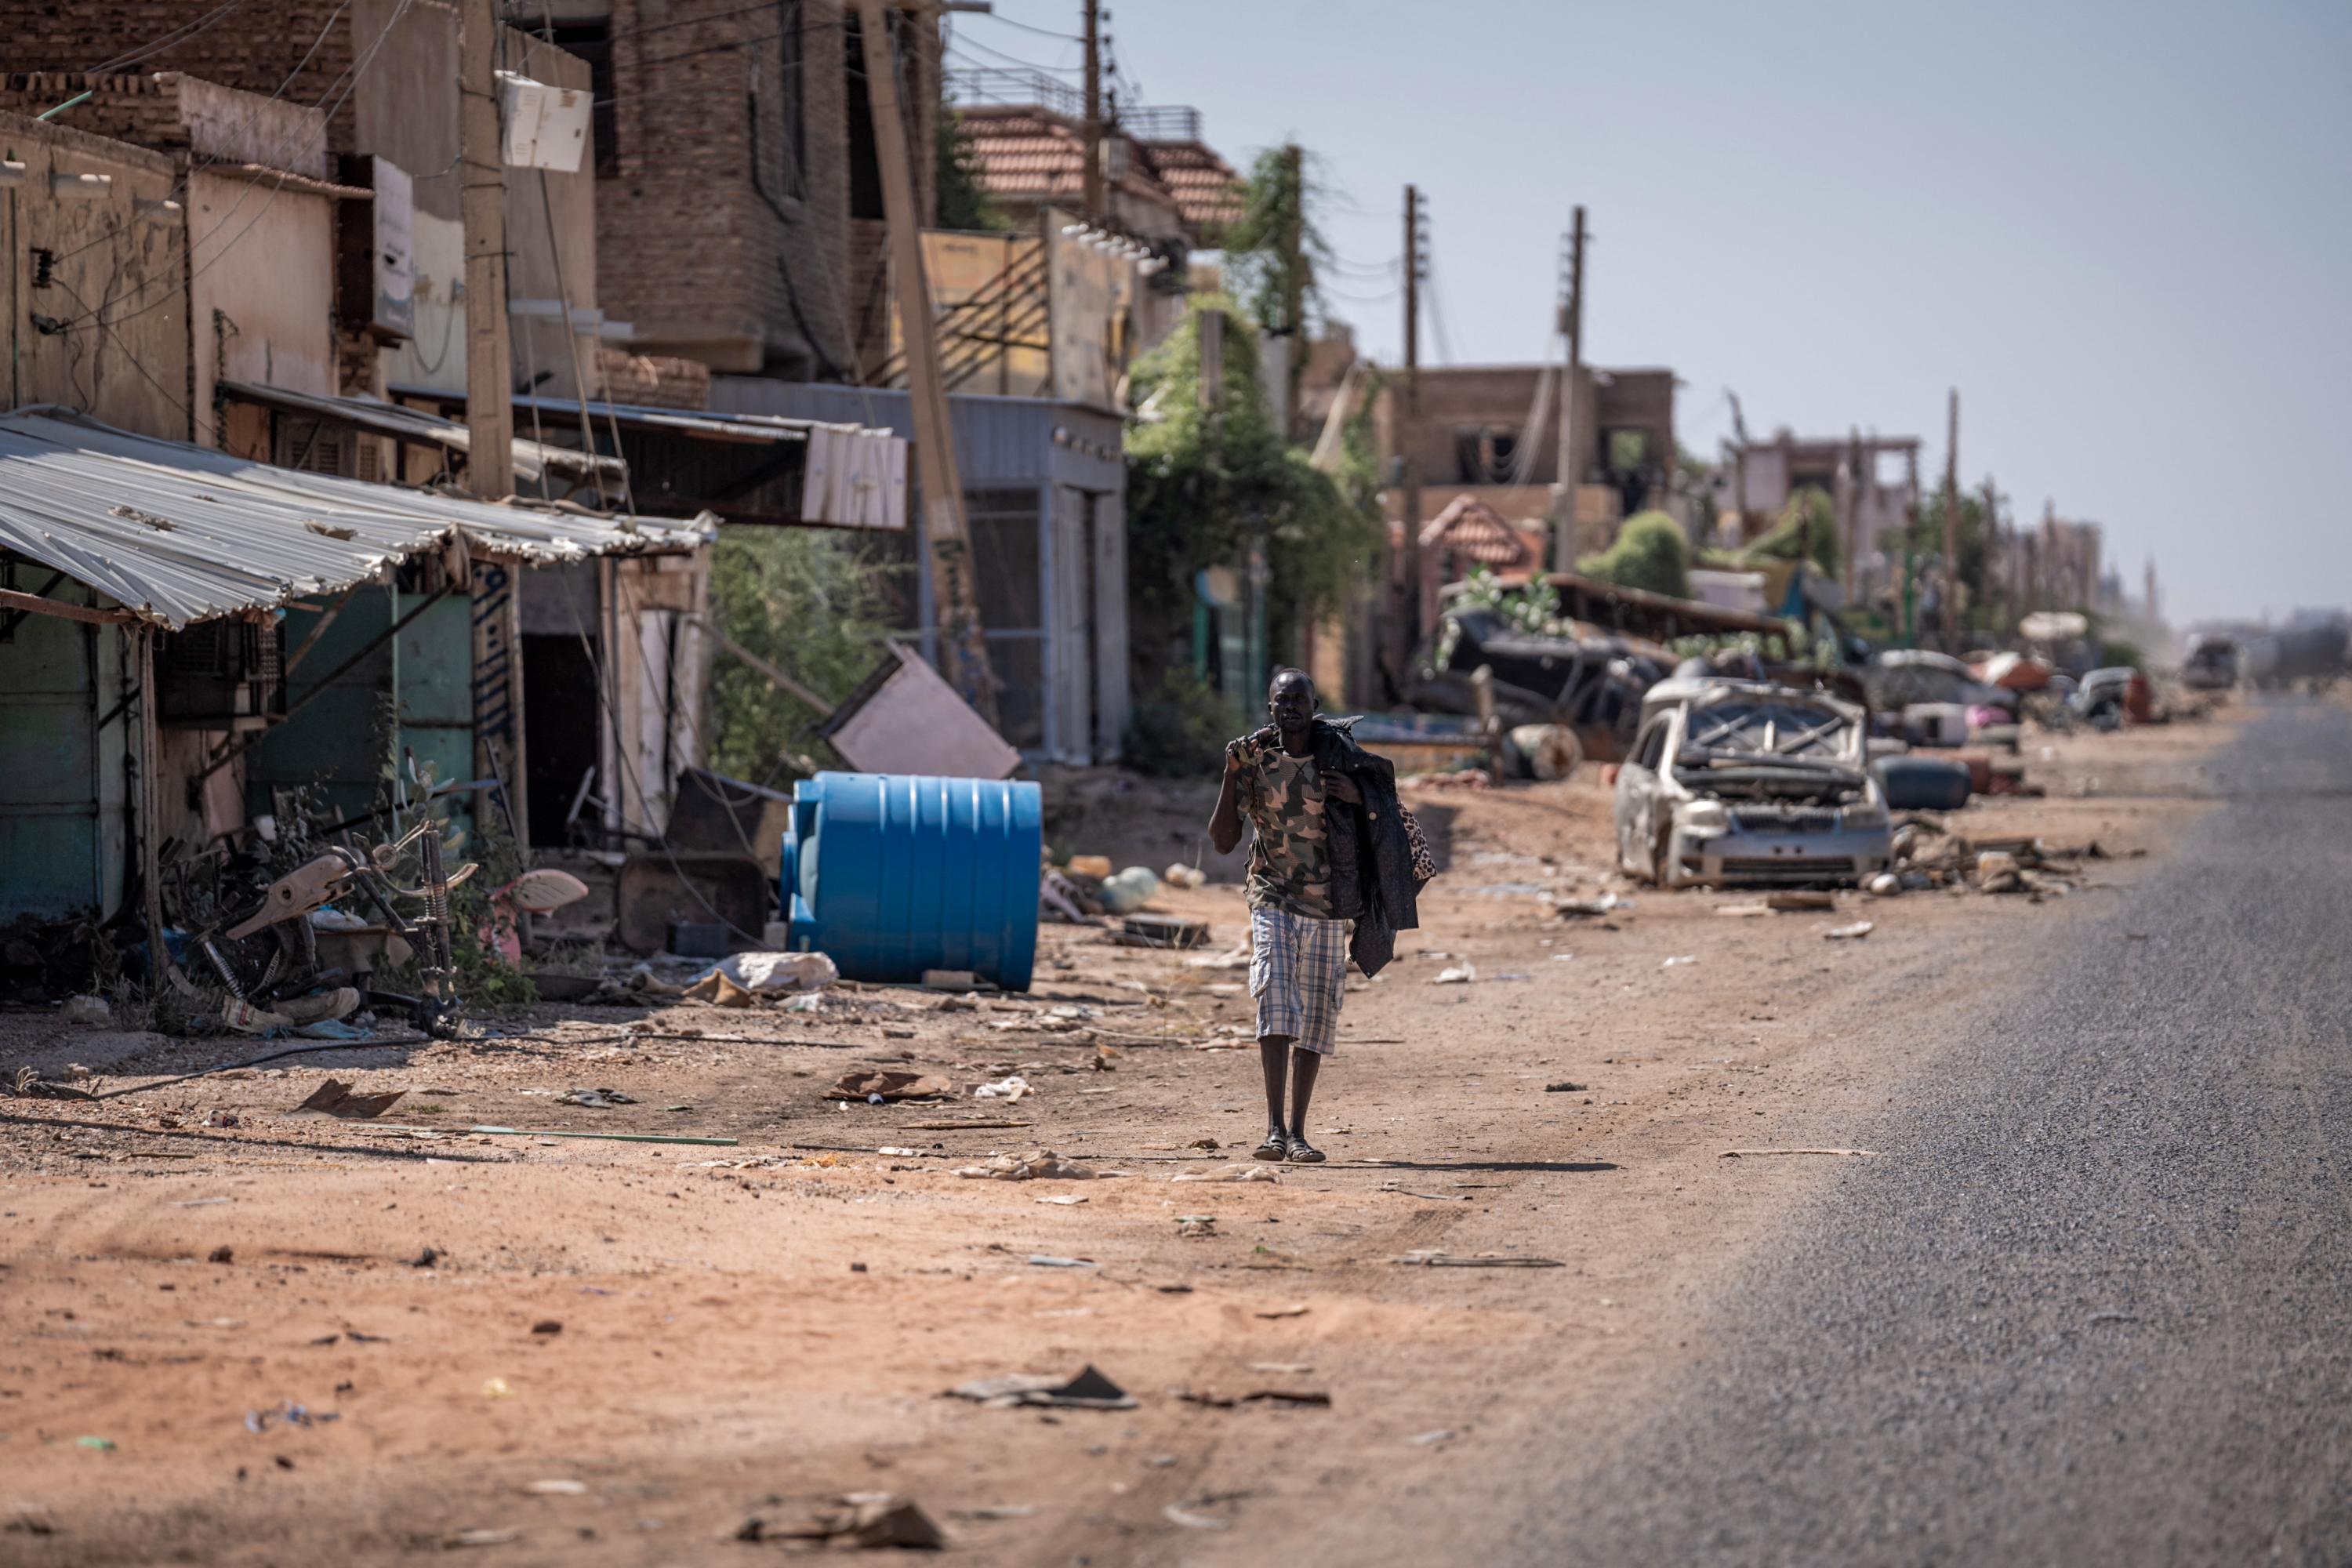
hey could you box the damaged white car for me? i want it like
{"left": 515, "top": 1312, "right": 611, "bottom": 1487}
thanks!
{"left": 1613, "top": 678, "right": 1893, "bottom": 887}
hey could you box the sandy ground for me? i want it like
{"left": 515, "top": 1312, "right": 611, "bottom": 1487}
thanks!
{"left": 0, "top": 710, "right": 2241, "bottom": 1565}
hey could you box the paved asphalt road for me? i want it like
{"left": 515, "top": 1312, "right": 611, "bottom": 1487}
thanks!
{"left": 1516, "top": 697, "right": 2352, "bottom": 1566}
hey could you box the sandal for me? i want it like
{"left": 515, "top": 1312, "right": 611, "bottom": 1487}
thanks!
{"left": 1253, "top": 1131, "right": 1291, "bottom": 1162}
{"left": 1285, "top": 1135, "right": 1326, "bottom": 1163}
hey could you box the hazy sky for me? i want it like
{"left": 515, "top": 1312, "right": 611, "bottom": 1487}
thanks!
{"left": 952, "top": 0, "right": 2351, "bottom": 624}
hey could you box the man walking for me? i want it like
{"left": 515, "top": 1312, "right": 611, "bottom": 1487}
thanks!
{"left": 1209, "top": 670, "right": 1425, "bottom": 1163}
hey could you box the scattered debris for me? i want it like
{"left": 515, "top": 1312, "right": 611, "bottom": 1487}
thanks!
{"left": 1406, "top": 1428, "right": 1457, "bottom": 1446}
{"left": 1661, "top": 955, "right": 1697, "bottom": 968}
{"left": 1120, "top": 913, "right": 1210, "bottom": 949}
{"left": 954, "top": 1149, "right": 1092, "bottom": 1181}
{"left": 557, "top": 1087, "right": 639, "bottom": 1109}
{"left": 1432, "top": 964, "right": 1476, "bottom": 985}
{"left": 1555, "top": 892, "right": 1628, "bottom": 918}
{"left": 1824, "top": 920, "right": 1875, "bottom": 941}
{"left": 1714, "top": 903, "right": 1773, "bottom": 918}
{"left": 530, "top": 1320, "right": 562, "bottom": 1336}
{"left": 76, "top": 1436, "right": 117, "bottom": 1451}
{"left": 1171, "top": 1166, "right": 1278, "bottom": 1184}
{"left": 736, "top": 1494, "right": 945, "bottom": 1551}
{"left": 1024, "top": 1254, "right": 1097, "bottom": 1269}
{"left": 59, "top": 994, "right": 111, "bottom": 1027}
{"left": 1392, "top": 1250, "right": 1563, "bottom": 1269}
{"left": 1161, "top": 862, "right": 1208, "bottom": 890}
{"left": 829, "top": 1070, "right": 953, "bottom": 1102}
{"left": 209, "top": 1246, "right": 234, "bottom": 1265}
{"left": 1544, "top": 1081, "right": 1587, "bottom": 1093}
{"left": 1253, "top": 1305, "right": 1309, "bottom": 1319}
{"left": 441, "top": 1529, "right": 521, "bottom": 1550}
{"left": 525, "top": 1479, "right": 588, "bottom": 1496}
{"left": 481, "top": 1378, "right": 514, "bottom": 1399}
{"left": 1175, "top": 1214, "right": 1218, "bottom": 1238}
{"left": 244, "top": 1401, "right": 339, "bottom": 1434}
{"left": 971, "top": 1075, "right": 1031, "bottom": 1102}
{"left": 947, "top": 1504, "right": 1036, "bottom": 1522}
{"left": 946, "top": 1366, "right": 1136, "bottom": 1410}
{"left": 1163, "top": 1503, "right": 1230, "bottom": 1531}
{"left": 1034, "top": 1194, "right": 1088, "bottom": 1206}
{"left": 681, "top": 949, "right": 837, "bottom": 1007}
{"left": 1767, "top": 890, "right": 1838, "bottom": 912}
{"left": 1720, "top": 1147, "right": 1878, "bottom": 1159}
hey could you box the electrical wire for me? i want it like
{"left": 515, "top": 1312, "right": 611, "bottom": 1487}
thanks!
{"left": 57, "top": 0, "right": 398, "bottom": 334}
{"left": 969, "top": 9, "right": 1084, "bottom": 43}
{"left": 942, "top": 27, "right": 1079, "bottom": 74}
{"left": 41, "top": 0, "right": 354, "bottom": 272}
{"left": 80, "top": 0, "right": 248, "bottom": 76}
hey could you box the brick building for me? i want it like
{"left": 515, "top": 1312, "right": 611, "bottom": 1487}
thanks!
{"left": 513, "top": 0, "right": 942, "bottom": 381}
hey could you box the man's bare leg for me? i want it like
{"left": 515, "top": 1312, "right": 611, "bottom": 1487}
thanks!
{"left": 1256, "top": 1037, "right": 1294, "bottom": 1159}
{"left": 1287, "top": 1047, "right": 1325, "bottom": 1161}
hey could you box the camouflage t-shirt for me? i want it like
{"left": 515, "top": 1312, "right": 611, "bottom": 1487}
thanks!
{"left": 1239, "top": 741, "right": 1337, "bottom": 918}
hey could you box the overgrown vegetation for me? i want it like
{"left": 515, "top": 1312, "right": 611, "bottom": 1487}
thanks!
{"left": 1120, "top": 299, "right": 1384, "bottom": 775}
{"left": 1714, "top": 488, "right": 1840, "bottom": 579}
{"left": 1577, "top": 510, "right": 1691, "bottom": 598}
{"left": 707, "top": 528, "right": 903, "bottom": 783}
{"left": 1216, "top": 145, "right": 1332, "bottom": 341}
{"left": 935, "top": 106, "right": 1004, "bottom": 232}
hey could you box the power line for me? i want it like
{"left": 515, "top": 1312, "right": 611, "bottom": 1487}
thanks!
{"left": 64, "top": 0, "right": 414, "bottom": 336}
{"left": 960, "top": 9, "right": 1084, "bottom": 42}
{"left": 42, "top": 0, "right": 355, "bottom": 271}
{"left": 943, "top": 27, "right": 1078, "bottom": 74}
{"left": 81, "top": 0, "right": 248, "bottom": 76}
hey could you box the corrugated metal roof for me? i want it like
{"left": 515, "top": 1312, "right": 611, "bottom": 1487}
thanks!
{"left": 219, "top": 380, "right": 629, "bottom": 486}
{"left": 0, "top": 408, "right": 710, "bottom": 630}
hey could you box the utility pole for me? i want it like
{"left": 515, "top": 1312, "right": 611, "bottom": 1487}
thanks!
{"left": 1279, "top": 143, "right": 1305, "bottom": 443}
{"left": 1080, "top": 0, "right": 1102, "bottom": 220}
{"left": 459, "top": 0, "right": 514, "bottom": 502}
{"left": 1940, "top": 387, "right": 1961, "bottom": 650}
{"left": 1725, "top": 389, "right": 1751, "bottom": 544}
{"left": 1838, "top": 427, "right": 1863, "bottom": 601}
{"left": 1552, "top": 205, "right": 1584, "bottom": 571}
{"left": 1981, "top": 475, "right": 2002, "bottom": 635}
{"left": 1399, "top": 183, "right": 1424, "bottom": 658}
{"left": 1901, "top": 445, "right": 1922, "bottom": 646}
{"left": 460, "top": 0, "right": 525, "bottom": 836}
{"left": 858, "top": 0, "right": 996, "bottom": 720}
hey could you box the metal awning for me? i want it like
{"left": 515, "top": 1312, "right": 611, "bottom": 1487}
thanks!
{"left": 390, "top": 384, "right": 908, "bottom": 530}
{"left": 0, "top": 407, "right": 712, "bottom": 630}
{"left": 217, "top": 380, "right": 628, "bottom": 489}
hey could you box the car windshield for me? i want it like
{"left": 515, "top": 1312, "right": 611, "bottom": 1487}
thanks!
{"left": 1676, "top": 699, "right": 1857, "bottom": 764}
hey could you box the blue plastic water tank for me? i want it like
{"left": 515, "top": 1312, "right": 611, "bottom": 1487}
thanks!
{"left": 779, "top": 772, "right": 1042, "bottom": 991}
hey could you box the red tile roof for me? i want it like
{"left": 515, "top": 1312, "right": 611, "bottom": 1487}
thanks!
{"left": 1421, "top": 495, "right": 1544, "bottom": 568}
{"left": 954, "top": 104, "right": 1240, "bottom": 245}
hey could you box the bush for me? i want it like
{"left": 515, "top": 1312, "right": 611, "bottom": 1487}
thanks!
{"left": 1743, "top": 489, "right": 1839, "bottom": 579}
{"left": 707, "top": 529, "right": 902, "bottom": 782}
{"left": 1577, "top": 510, "right": 1691, "bottom": 599}
{"left": 1122, "top": 669, "right": 1241, "bottom": 779}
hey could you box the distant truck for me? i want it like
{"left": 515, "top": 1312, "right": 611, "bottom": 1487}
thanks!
{"left": 2241, "top": 622, "right": 2348, "bottom": 690}
{"left": 2180, "top": 634, "right": 2238, "bottom": 691}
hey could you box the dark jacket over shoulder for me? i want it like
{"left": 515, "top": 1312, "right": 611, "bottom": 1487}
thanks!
{"left": 1311, "top": 717, "right": 1421, "bottom": 977}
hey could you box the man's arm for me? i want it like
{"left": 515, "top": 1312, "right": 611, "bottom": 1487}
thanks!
{"left": 1208, "top": 739, "right": 1250, "bottom": 855}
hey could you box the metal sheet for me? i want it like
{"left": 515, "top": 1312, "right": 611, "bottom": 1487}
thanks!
{"left": 0, "top": 408, "right": 708, "bottom": 630}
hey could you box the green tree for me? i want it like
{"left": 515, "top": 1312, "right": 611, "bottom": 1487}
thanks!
{"left": 1216, "top": 145, "right": 1332, "bottom": 341}
{"left": 1123, "top": 300, "right": 1382, "bottom": 766}
{"left": 1577, "top": 510, "right": 1691, "bottom": 598}
{"left": 1740, "top": 488, "right": 1840, "bottom": 579}
{"left": 935, "top": 106, "right": 1003, "bottom": 232}
{"left": 706, "top": 530, "right": 906, "bottom": 782}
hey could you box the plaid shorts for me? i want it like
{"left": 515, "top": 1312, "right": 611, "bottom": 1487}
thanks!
{"left": 1250, "top": 906, "right": 1352, "bottom": 1056}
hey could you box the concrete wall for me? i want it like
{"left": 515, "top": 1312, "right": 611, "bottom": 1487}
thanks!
{"left": 1374, "top": 362, "right": 1679, "bottom": 527}
{"left": 0, "top": 111, "right": 189, "bottom": 439}
{"left": 188, "top": 169, "right": 337, "bottom": 438}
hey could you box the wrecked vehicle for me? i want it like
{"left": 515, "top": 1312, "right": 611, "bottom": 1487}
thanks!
{"left": 1613, "top": 678, "right": 1892, "bottom": 888}
{"left": 1412, "top": 608, "right": 1665, "bottom": 762}
{"left": 2180, "top": 634, "right": 2238, "bottom": 691}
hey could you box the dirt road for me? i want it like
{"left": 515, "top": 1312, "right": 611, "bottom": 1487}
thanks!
{"left": 0, "top": 715, "right": 2234, "bottom": 1564}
